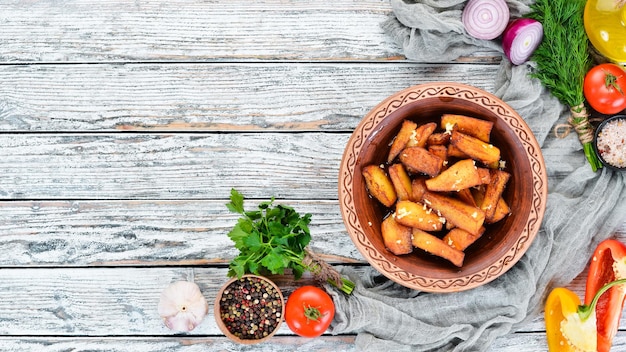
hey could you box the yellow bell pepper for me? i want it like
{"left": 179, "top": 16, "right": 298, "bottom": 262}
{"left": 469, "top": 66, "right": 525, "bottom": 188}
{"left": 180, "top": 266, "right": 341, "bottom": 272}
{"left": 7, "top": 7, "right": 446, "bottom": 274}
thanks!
{"left": 545, "top": 279, "right": 626, "bottom": 351}
{"left": 545, "top": 287, "right": 596, "bottom": 351}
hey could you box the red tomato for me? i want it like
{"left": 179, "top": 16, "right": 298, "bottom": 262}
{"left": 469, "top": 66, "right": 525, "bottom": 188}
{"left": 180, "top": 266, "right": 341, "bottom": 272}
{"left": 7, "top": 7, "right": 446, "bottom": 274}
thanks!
{"left": 583, "top": 63, "right": 626, "bottom": 115}
{"left": 284, "top": 286, "right": 335, "bottom": 337}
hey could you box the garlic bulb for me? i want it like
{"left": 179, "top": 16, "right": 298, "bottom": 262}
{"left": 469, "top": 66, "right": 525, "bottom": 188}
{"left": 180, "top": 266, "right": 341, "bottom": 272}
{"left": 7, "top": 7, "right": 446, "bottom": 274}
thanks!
{"left": 158, "top": 281, "right": 208, "bottom": 332}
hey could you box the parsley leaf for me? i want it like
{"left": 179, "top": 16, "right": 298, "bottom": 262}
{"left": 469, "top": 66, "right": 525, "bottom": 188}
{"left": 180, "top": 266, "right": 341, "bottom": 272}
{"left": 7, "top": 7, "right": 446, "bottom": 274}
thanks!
{"left": 227, "top": 223, "right": 249, "bottom": 250}
{"left": 228, "top": 256, "right": 247, "bottom": 278}
{"left": 260, "top": 247, "right": 286, "bottom": 274}
{"left": 226, "top": 188, "right": 245, "bottom": 214}
{"left": 225, "top": 188, "right": 311, "bottom": 279}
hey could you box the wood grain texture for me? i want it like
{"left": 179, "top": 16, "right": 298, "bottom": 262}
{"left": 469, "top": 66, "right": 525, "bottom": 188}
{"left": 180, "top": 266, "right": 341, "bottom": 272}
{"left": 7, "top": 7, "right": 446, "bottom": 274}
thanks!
{"left": 0, "top": 0, "right": 400, "bottom": 62}
{"left": 5, "top": 334, "right": 626, "bottom": 352}
{"left": 0, "top": 200, "right": 363, "bottom": 266}
{"left": 0, "top": 133, "right": 348, "bottom": 199}
{"left": 0, "top": 63, "right": 500, "bottom": 132}
{"left": 0, "top": 336, "right": 358, "bottom": 352}
{"left": 1, "top": 0, "right": 625, "bottom": 350}
{"left": 2, "top": 333, "right": 626, "bottom": 352}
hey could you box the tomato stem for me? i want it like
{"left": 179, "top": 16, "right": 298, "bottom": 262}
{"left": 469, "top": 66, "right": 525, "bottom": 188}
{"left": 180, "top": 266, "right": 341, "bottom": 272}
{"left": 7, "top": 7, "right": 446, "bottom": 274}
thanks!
{"left": 604, "top": 70, "right": 625, "bottom": 96}
{"left": 303, "top": 304, "right": 325, "bottom": 323}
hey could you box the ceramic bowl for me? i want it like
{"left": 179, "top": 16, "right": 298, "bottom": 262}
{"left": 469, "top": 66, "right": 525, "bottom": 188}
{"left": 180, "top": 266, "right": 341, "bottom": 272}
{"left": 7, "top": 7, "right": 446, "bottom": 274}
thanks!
{"left": 338, "top": 82, "right": 548, "bottom": 292}
{"left": 214, "top": 275, "right": 284, "bottom": 344}
{"left": 594, "top": 115, "right": 626, "bottom": 172}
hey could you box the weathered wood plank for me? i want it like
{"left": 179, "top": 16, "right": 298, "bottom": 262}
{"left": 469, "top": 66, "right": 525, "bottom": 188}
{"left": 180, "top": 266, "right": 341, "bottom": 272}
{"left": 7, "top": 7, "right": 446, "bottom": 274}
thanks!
{"left": 0, "top": 336, "right": 358, "bottom": 352}
{"left": 491, "top": 332, "right": 626, "bottom": 351}
{"left": 0, "top": 200, "right": 362, "bottom": 266}
{"left": 0, "top": 0, "right": 402, "bottom": 63}
{"left": 0, "top": 133, "right": 348, "bottom": 200}
{"left": 0, "top": 266, "right": 626, "bottom": 343}
{"left": 4, "top": 333, "right": 626, "bottom": 352}
{"left": 0, "top": 63, "right": 500, "bottom": 132}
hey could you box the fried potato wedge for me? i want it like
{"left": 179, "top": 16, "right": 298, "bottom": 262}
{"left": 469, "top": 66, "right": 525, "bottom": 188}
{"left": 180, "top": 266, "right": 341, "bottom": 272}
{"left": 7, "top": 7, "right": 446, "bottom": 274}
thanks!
{"left": 421, "top": 191, "right": 485, "bottom": 236}
{"left": 425, "top": 159, "right": 483, "bottom": 192}
{"left": 427, "top": 132, "right": 451, "bottom": 146}
{"left": 395, "top": 200, "right": 444, "bottom": 232}
{"left": 412, "top": 229, "right": 465, "bottom": 267}
{"left": 472, "top": 185, "right": 511, "bottom": 224}
{"left": 410, "top": 177, "right": 428, "bottom": 202}
{"left": 490, "top": 197, "right": 511, "bottom": 223}
{"left": 450, "top": 130, "right": 500, "bottom": 166}
{"left": 399, "top": 147, "right": 443, "bottom": 177}
{"left": 381, "top": 215, "right": 413, "bottom": 255}
{"left": 443, "top": 227, "right": 485, "bottom": 251}
{"left": 447, "top": 144, "right": 470, "bottom": 159}
{"left": 481, "top": 169, "right": 511, "bottom": 223}
{"left": 441, "top": 114, "right": 493, "bottom": 142}
{"left": 388, "top": 163, "right": 413, "bottom": 202}
{"left": 362, "top": 165, "right": 397, "bottom": 208}
{"left": 427, "top": 145, "right": 448, "bottom": 170}
{"left": 406, "top": 122, "right": 437, "bottom": 148}
{"left": 388, "top": 120, "right": 418, "bottom": 163}
{"left": 471, "top": 185, "right": 486, "bottom": 206}
{"left": 477, "top": 167, "right": 491, "bottom": 184}
{"left": 456, "top": 188, "right": 477, "bottom": 207}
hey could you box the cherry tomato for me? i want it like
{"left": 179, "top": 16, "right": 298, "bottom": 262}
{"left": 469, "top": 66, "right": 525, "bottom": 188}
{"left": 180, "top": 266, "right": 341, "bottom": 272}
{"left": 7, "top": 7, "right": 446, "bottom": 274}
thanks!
{"left": 284, "top": 285, "right": 335, "bottom": 337}
{"left": 583, "top": 63, "right": 626, "bottom": 115}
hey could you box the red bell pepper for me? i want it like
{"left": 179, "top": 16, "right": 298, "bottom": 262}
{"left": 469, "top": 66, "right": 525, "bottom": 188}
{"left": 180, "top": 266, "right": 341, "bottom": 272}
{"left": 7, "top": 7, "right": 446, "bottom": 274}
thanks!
{"left": 585, "top": 239, "right": 626, "bottom": 352}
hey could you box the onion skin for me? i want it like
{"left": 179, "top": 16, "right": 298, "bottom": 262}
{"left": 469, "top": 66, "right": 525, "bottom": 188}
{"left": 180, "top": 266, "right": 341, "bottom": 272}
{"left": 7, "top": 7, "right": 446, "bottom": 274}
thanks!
{"left": 462, "top": 0, "right": 510, "bottom": 40}
{"left": 502, "top": 18, "right": 544, "bottom": 65}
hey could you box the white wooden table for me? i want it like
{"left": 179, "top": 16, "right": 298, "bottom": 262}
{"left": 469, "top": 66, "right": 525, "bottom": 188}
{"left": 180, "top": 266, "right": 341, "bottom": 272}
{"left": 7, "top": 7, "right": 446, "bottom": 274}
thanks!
{"left": 0, "top": 1, "right": 624, "bottom": 351}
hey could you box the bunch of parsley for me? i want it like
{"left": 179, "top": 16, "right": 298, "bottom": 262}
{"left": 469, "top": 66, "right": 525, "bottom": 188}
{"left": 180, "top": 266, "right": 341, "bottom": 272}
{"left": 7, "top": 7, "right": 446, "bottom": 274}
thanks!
{"left": 226, "top": 188, "right": 354, "bottom": 294}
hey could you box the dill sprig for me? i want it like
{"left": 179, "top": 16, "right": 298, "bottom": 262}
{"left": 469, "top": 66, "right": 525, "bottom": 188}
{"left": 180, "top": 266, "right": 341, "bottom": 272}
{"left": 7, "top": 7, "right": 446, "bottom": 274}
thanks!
{"left": 528, "top": 0, "right": 590, "bottom": 107}
{"left": 528, "top": 0, "right": 602, "bottom": 171}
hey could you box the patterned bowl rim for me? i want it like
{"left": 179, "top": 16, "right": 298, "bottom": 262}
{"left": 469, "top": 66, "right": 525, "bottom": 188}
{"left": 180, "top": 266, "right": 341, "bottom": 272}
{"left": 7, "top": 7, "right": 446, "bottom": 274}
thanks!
{"left": 338, "top": 82, "right": 548, "bottom": 292}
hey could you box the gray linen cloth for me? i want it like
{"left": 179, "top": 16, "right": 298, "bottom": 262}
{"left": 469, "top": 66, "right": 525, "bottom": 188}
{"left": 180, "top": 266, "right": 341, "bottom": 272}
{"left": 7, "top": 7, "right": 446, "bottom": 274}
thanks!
{"left": 328, "top": 0, "right": 626, "bottom": 351}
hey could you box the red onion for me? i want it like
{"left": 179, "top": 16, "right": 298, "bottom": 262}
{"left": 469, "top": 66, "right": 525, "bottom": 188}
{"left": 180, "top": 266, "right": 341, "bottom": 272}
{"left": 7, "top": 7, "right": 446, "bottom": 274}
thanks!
{"left": 502, "top": 18, "right": 543, "bottom": 65}
{"left": 462, "top": 0, "right": 510, "bottom": 40}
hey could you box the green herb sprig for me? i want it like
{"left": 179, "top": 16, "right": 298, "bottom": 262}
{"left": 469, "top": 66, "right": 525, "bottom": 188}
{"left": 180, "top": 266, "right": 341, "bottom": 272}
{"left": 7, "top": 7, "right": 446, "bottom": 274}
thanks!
{"left": 528, "top": 0, "right": 602, "bottom": 171}
{"left": 226, "top": 188, "right": 354, "bottom": 295}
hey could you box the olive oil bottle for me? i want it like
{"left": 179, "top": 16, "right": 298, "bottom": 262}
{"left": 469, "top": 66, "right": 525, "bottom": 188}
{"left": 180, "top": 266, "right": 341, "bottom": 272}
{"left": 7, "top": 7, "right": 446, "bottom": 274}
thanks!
{"left": 584, "top": 0, "right": 626, "bottom": 65}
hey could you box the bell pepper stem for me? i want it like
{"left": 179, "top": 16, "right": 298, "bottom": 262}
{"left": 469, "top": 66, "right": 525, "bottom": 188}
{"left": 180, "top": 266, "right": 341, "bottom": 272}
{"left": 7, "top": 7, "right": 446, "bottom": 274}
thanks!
{"left": 579, "top": 278, "right": 626, "bottom": 320}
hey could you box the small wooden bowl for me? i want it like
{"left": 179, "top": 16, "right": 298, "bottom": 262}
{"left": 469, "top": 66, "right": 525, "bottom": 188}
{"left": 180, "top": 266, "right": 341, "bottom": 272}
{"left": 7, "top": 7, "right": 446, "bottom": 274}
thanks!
{"left": 594, "top": 115, "right": 626, "bottom": 172}
{"left": 338, "top": 82, "right": 548, "bottom": 292}
{"left": 214, "top": 275, "right": 285, "bottom": 344}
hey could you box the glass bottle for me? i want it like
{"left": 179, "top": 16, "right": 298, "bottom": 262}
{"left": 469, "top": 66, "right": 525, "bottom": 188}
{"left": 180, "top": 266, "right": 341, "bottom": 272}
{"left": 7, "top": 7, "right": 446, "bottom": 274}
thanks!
{"left": 584, "top": 0, "right": 626, "bottom": 66}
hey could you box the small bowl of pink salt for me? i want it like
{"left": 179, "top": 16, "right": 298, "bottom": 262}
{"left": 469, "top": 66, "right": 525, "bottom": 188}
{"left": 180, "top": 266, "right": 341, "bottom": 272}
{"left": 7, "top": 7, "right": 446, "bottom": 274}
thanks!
{"left": 594, "top": 115, "right": 626, "bottom": 171}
